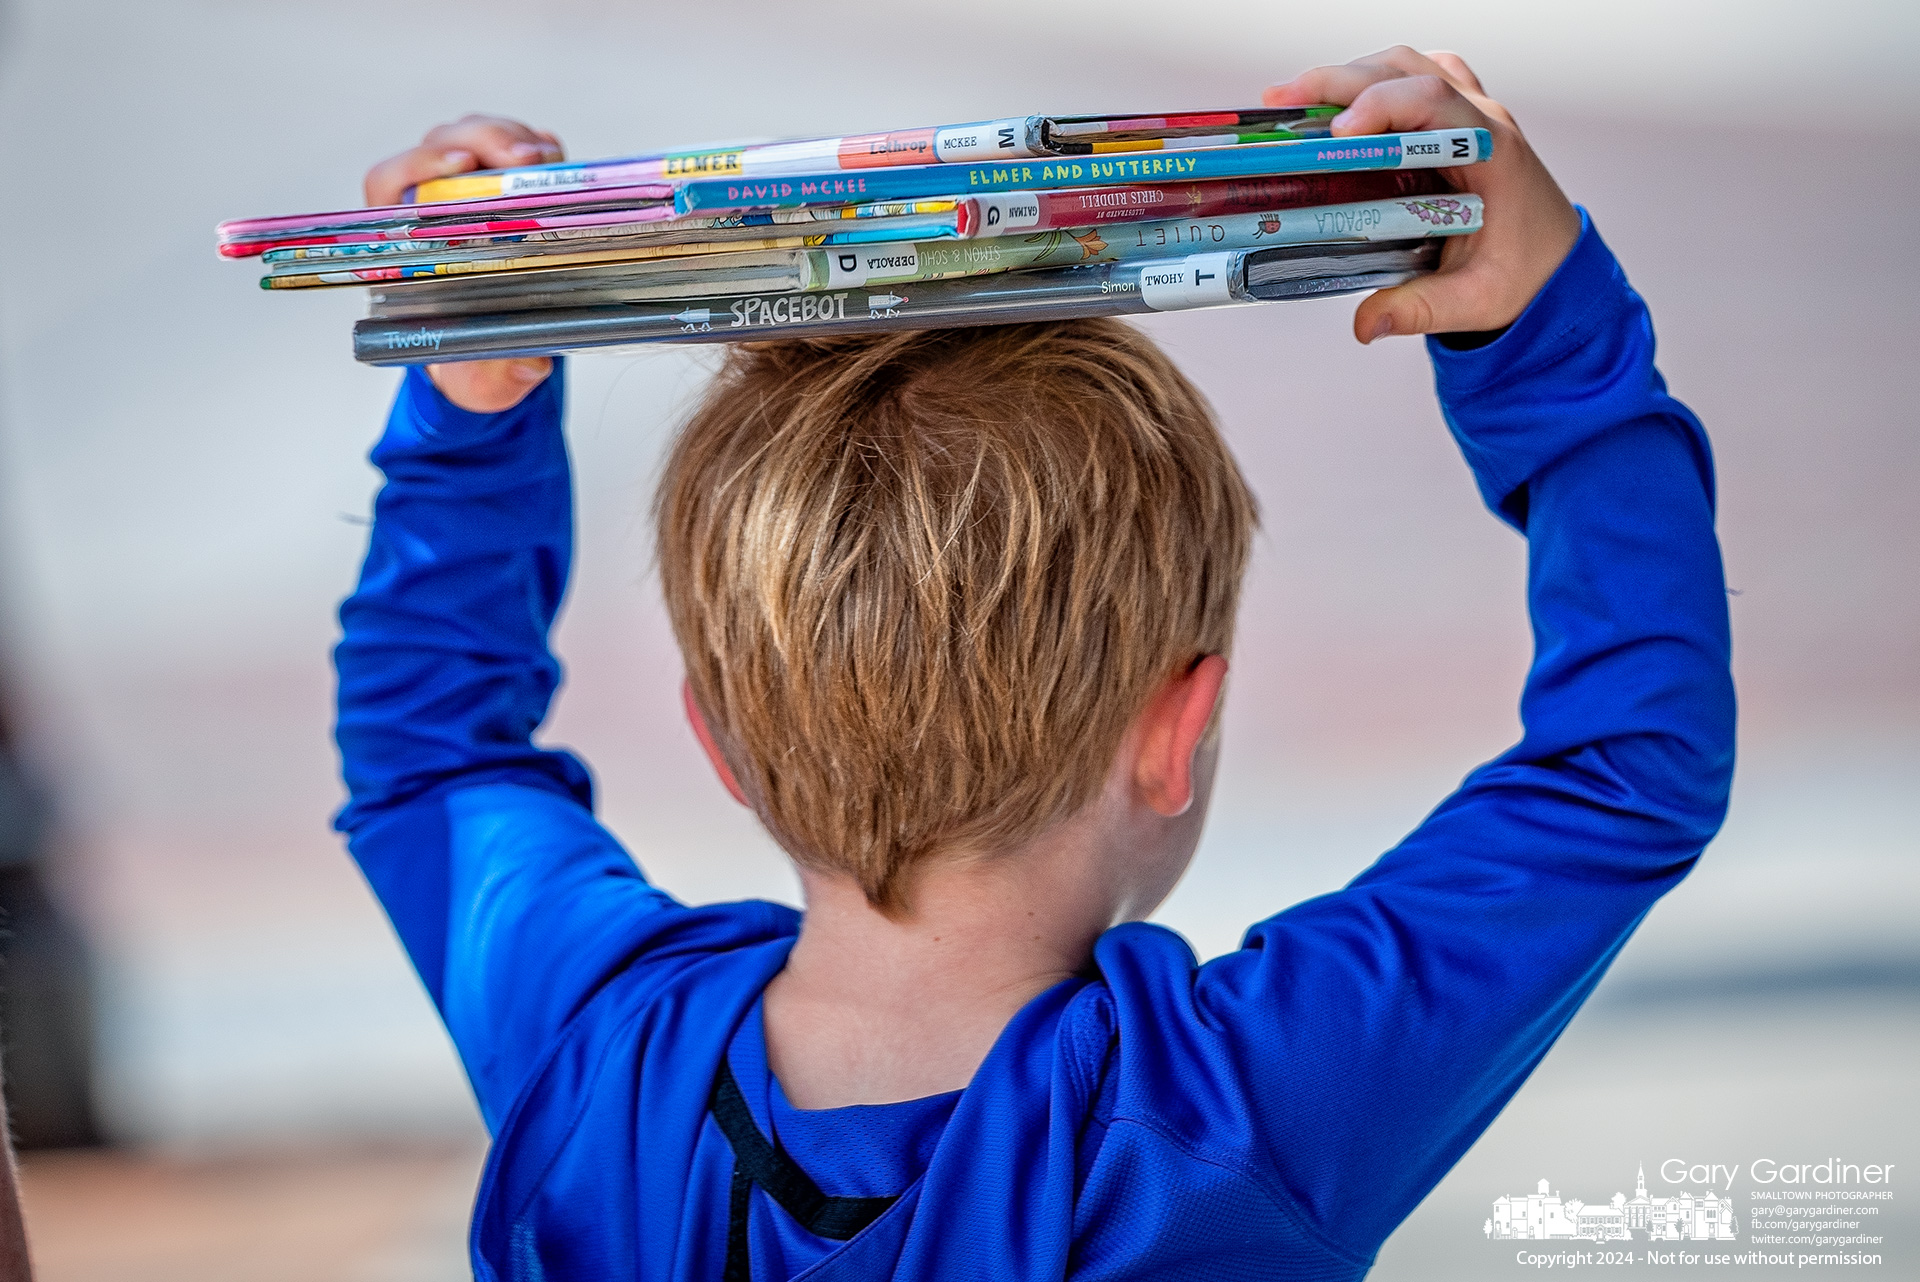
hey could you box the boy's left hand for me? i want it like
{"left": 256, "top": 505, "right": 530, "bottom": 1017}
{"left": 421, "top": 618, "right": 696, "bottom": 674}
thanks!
{"left": 364, "top": 114, "right": 565, "bottom": 412}
{"left": 1264, "top": 48, "right": 1582, "bottom": 344}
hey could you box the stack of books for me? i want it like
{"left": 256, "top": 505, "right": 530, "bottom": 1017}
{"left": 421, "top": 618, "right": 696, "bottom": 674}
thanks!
{"left": 218, "top": 110, "right": 1490, "bottom": 364}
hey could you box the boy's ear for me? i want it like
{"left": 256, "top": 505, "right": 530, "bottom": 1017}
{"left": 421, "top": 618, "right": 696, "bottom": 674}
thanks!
{"left": 1133, "top": 656, "right": 1229, "bottom": 818}
{"left": 682, "top": 680, "right": 749, "bottom": 807}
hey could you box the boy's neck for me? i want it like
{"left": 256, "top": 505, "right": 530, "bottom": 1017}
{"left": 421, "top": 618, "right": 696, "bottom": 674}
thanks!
{"left": 763, "top": 814, "right": 1120, "bottom": 1109}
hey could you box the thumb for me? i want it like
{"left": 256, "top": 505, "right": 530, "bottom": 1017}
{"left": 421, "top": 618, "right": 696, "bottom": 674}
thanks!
{"left": 1350, "top": 271, "right": 1471, "bottom": 344}
{"left": 364, "top": 146, "right": 476, "bottom": 208}
{"left": 427, "top": 358, "right": 552, "bottom": 412}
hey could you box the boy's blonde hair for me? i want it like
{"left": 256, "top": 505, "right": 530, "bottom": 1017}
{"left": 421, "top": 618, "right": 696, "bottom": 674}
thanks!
{"left": 656, "top": 320, "right": 1256, "bottom": 909}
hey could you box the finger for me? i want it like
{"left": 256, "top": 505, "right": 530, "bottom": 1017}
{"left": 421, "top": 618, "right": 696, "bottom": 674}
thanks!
{"left": 426, "top": 357, "right": 553, "bottom": 412}
{"left": 1262, "top": 61, "right": 1410, "bottom": 109}
{"left": 1349, "top": 44, "right": 1455, "bottom": 77}
{"left": 1331, "top": 74, "right": 1485, "bottom": 138}
{"left": 1421, "top": 51, "right": 1516, "bottom": 130}
{"left": 1344, "top": 45, "right": 1497, "bottom": 111}
{"left": 422, "top": 114, "right": 565, "bottom": 169}
{"left": 1265, "top": 41, "right": 1465, "bottom": 107}
{"left": 364, "top": 146, "right": 477, "bottom": 207}
{"left": 1424, "top": 50, "right": 1488, "bottom": 98}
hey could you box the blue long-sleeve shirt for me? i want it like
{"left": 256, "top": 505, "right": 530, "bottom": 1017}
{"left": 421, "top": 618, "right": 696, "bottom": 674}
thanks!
{"left": 333, "top": 212, "right": 1734, "bottom": 1281}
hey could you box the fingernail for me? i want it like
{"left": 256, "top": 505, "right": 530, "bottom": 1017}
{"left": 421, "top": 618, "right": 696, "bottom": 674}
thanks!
{"left": 1369, "top": 316, "right": 1395, "bottom": 343}
{"left": 508, "top": 360, "right": 547, "bottom": 382}
{"left": 440, "top": 148, "right": 474, "bottom": 170}
{"left": 511, "top": 142, "right": 544, "bottom": 161}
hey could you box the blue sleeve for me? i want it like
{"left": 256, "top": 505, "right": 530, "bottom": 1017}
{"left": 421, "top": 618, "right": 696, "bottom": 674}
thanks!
{"left": 1102, "top": 211, "right": 1736, "bottom": 1258}
{"left": 334, "top": 362, "right": 592, "bottom": 824}
{"left": 332, "top": 363, "right": 696, "bottom": 1130}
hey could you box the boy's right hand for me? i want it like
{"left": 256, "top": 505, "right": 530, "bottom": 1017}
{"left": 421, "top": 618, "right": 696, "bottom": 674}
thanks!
{"left": 364, "top": 115, "right": 565, "bottom": 413}
{"left": 1264, "top": 48, "right": 1583, "bottom": 344}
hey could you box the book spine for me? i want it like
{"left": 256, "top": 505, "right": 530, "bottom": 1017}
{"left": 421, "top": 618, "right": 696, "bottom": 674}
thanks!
{"left": 263, "top": 234, "right": 834, "bottom": 289}
{"left": 810, "top": 195, "right": 1478, "bottom": 289}
{"left": 744, "top": 118, "right": 1041, "bottom": 172}
{"left": 1049, "top": 128, "right": 1327, "bottom": 155}
{"left": 352, "top": 252, "right": 1260, "bottom": 364}
{"left": 228, "top": 196, "right": 960, "bottom": 259}
{"left": 263, "top": 211, "right": 963, "bottom": 270}
{"left": 406, "top": 111, "right": 1353, "bottom": 202}
{"left": 1241, "top": 238, "right": 1441, "bottom": 295}
{"left": 369, "top": 249, "right": 822, "bottom": 312}
{"left": 1043, "top": 107, "right": 1338, "bottom": 143}
{"left": 675, "top": 129, "right": 1491, "bottom": 213}
{"left": 364, "top": 256, "right": 814, "bottom": 318}
{"left": 408, "top": 121, "right": 1046, "bottom": 204}
{"left": 410, "top": 158, "right": 686, "bottom": 203}
{"left": 1041, "top": 108, "right": 1343, "bottom": 154}
{"left": 216, "top": 184, "right": 674, "bottom": 243}
{"left": 1245, "top": 265, "right": 1431, "bottom": 300}
{"left": 957, "top": 169, "right": 1450, "bottom": 237}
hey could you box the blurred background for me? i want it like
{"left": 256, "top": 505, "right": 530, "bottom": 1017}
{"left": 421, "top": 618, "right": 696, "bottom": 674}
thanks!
{"left": 0, "top": 0, "right": 1914, "bottom": 1277}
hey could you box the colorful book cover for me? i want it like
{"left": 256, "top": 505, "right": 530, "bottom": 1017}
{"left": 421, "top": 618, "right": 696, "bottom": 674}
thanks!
{"left": 351, "top": 239, "right": 1438, "bottom": 364}
{"left": 955, "top": 169, "right": 1449, "bottom": 237}
{"left": 675, "top": 130, "right": 1493, "bottom": 213}
{"left": 406, "top": 108, "right": 1341, "bottom": 204}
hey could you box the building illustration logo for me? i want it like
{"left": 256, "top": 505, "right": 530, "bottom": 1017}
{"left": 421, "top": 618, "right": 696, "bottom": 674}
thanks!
{"left": 1486, "top": 1166, "right": 1739, "bottom": 1242}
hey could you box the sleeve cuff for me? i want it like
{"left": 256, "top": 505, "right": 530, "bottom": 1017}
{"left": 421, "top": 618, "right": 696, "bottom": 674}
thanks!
{"left": 379, "top": 358, "right": 567, "bottom": 458}
{"left": 1424, "top": 208, "right": 1671, "bottom": 522}
{"left": 1426, "top": 207, "right": 1623, "bottom": 393}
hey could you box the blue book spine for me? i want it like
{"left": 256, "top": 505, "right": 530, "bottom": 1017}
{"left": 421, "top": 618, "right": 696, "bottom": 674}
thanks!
{"left": 676, "top": 128, "right": 1491, "bottom": 214}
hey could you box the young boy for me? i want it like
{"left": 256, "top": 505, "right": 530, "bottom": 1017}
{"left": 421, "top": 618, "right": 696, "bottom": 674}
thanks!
{"left": 336, "top": 49, "right": 1734, "bottom": 1281}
